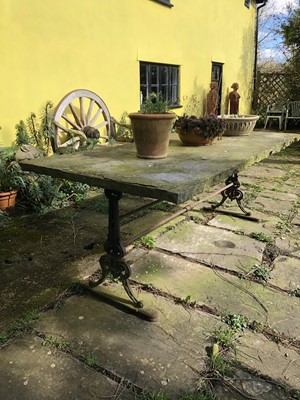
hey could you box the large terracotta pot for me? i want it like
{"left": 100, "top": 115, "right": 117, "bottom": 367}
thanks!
{"left": 0, "top": 190, "right": 17, "bottom": 211}
{"left": 176, "top": 127, "right": 215, "bottom": 146}
{"left": 129, "top": 113, "right": 176, "bottom": 159}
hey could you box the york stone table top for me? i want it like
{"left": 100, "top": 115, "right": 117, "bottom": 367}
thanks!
{"left": 20, "top": 131, "right": 300, "bottom": 204}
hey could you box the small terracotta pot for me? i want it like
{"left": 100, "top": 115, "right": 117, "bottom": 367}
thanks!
{"left": 129, "top": 113, "right": 176, "bottom": 159}
{"left": 176, "top": 127, "right": 215, "bottom": 146}
{"left": 0, "top": 190, "right": 17, "bottom": 211}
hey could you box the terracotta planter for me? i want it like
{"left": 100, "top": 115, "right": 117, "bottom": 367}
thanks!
{"left": 129, "top": 113, "right": 176, "bottom": 159}
{"left": 0, "top": 190, "right": 17, "bottom": 211}
{"left": 176, "top": 127, "right": 216, "bottom": 146}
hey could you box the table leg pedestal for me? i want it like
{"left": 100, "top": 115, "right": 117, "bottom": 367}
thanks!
{"left": 89, "top": 189, "right": 143, "bottom": 309}
{"left": 211, "top": 173, "right": 251, "bottom": 216}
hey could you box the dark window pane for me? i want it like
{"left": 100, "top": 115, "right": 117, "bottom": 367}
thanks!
{"left": 150, "top": 85, "right": 159, "bottom": 96}
{"left": 161, "top": 85, "right": 168, "bottom": 100}
{"left": 170, "top": 68, "right": 178, "bottom": 84}
{"left": 151, "top": 66, "right": 158, "bottom": 85}
{"left": 161, "top": 66, "right": 168, "bottom": 84}
{"left": 171, "top": 85, "right": 178, "bottom": 104}
{"left": 140, "top": 64, "right": 147, "bottom": 84}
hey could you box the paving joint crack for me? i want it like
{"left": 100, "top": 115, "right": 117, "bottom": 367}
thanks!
{"left": 34, "top": 330, "right": 144, "bottom": 396}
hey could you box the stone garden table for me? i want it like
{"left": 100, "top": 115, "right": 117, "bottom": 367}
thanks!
{"left": 20, "top": 131, "right": 300, "bottom": 319}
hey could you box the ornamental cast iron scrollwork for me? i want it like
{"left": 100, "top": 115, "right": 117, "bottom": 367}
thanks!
{"left": 211, "top": 173, "right": 251, "bottom": 216}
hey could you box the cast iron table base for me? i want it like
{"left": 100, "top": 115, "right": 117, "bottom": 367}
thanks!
{"left": 211, "top": 173, "right": 251, "bottom": 216}
{"left": 88, "top": 189, "right": 158, "bottom": 321}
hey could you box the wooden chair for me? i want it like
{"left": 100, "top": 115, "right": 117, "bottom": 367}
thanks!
{"left": 263, "top": 102, "right": 286, "bottom": 131}
{"left": 284, "top": 101, "right": 300, "bottom": 131}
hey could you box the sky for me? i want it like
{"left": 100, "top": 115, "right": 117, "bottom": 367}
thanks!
{"left": 265, "top": 0, "right": 298, "bottom": 13}
{"left": 258, "top": 0, "right": 299, "bottom": 64}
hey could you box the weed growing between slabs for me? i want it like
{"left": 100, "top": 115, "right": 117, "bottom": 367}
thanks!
{"left": 134, "top": 235, "right": 156, "bottom": 249}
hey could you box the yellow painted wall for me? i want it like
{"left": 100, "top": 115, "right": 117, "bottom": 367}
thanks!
{"left": 0, "top": 0, "right": 257, "bottom": 146}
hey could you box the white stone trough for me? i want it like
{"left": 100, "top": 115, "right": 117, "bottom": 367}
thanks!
{"left": 220, "top": 115, "right": 259, "bottom": 136}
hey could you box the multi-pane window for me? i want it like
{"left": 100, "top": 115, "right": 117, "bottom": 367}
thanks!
{"left": 140, "top": 62, "right": 179, "bottom": 107}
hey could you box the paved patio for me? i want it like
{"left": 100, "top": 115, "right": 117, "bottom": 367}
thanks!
{"left": 0, "top": 138, "right": 300, "bottom": 399}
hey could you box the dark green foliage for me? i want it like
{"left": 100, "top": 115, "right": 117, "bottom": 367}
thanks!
{"left": 140, "top": 391, "right": 169, "bottom": 400}
{"left": 15, "top": 120, "right": 31, "bottom": 146}
{"left": 252, "top": 264, "right": 271, "bottom": 282}
{"left": 212, "top": 328, "right": 236, "bottom": 351}
{"left": 290, "top": 288, "right": 300, "bottom": 297}
{"left": 0, "top": 309, "right": 39, "bottom": 345}
{"left": 58, "top": 180, "right": 90, "bottom": 204}
{"left": 281, "top": 7, "right": 300, "bottom": 99}
{"left": 149, "top": 201, "right": 173, "bottom": 211}
{"left": 0, "top": 210, "right": 10, "bottom": 228}
{"left": 174, "top": 115, "right": 225, "bottom": 139}
{"left": 25, "top": 101, "right": 54, "bottom": 153}
{"left": 0, "top": 146, "right": 25, "bottom": 191}
{"left": 181, "top": 389, "right": 218, "bottom": 400}
{"left": 249, "top": 231, "right": 274, "bottom": 244}
{"left": 20, "top": 174, "right": 64, "bottom": 213}
{"left": 281, "top": 8, "right": 300, "bottom": 51}
{"left": 20, "top": 175, "right": 89, "bottom": 213}
{"left": 1, "top": 101, "right": 90, "bottom": 212}
{"left": 222, "top": 313, "right": 249, "bottom": 331}
{"left": 135, "top": 235, "right": 156, "bottom": 249}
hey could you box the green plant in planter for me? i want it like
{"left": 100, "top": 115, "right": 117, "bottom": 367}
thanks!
{"left": 0, "top": 147, "right": 25, "bottom": 192}
{"left": 174, "top": 114, "right": 225, "bottom": 140}
{"left": 0, "top": 146, "right": 25, "bottom": 210}
{"left": 129, "top": 93, "right": 176, "bottom": 159}
{"left": 140, "top": 92, "right": 170, "bottom": 114}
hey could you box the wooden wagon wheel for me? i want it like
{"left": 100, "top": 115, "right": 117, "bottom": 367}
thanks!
{"left": 53, "top": 89, "right": 112, "bottom": 152}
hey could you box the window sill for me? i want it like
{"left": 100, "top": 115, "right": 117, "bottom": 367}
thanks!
{"left": 169, "top": 104, "right": 182, "bottom": 110}
{"left": 151, "top": 0, "right": 174, "bottom": 8}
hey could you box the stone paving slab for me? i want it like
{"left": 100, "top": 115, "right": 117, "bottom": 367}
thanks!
{"left": 251, "top": 193, "right": 298, "bottom": 217}
{"left": 155, "top": 220, "right": 265, "bottom": 275}
{"left": 0, "top": 335, "right": 135, "bottom": 400}
{"left": 285, "top": 179, "right": 300, "bottom": 195}
{"left": 276, "top": 231, "right": 300, "bottom": 254}
{"left": 120, "top": 209, "right": 172, "bottom": 242}
{"left": 239, "top": 165, "right": 287, "bottom": 180}
{"left": 233, "top": 331, "right": 300, "bottom": 390}
{"left": 207, "top": 210, "right": 281, "bottom": 236}
{"left": 242, "top": 176, "right": 284, "bottom": 191}
{"left": 121, "top": 211, "right": 186, "bottom": 244}
{"left": 255, "top": 190, "right": 299, "bottom": 203}
{"left": 131, "top": 250, "right": 300, "bottom": 338}
{"left": 213, "top": 369, "right": 289, "bottom": 400}
{"left": 34, "top": 288, "right": 219, "bottom": 397}
{"left": 270, "top": 256, "right": 300, "bottom": 292}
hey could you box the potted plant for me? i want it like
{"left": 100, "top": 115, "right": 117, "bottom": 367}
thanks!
{"left": 0, "top": 147, "right": 25, "bottom": 210}
{"left": 174, "top": 114, "right": 225, "bottom": 146}
{"left": 129, "top": 93, "right": 176, "bottom": 159}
